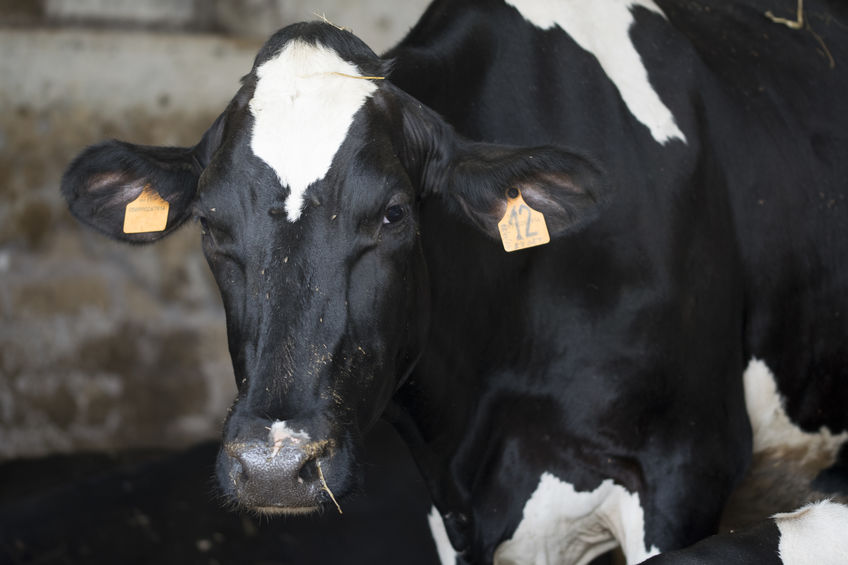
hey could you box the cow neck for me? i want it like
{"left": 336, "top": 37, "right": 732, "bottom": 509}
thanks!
{"left": 386, "top": 197, "right": 531, "bottom": 556}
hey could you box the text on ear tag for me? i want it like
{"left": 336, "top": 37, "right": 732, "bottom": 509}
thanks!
{"left": 123, "top": 185, "right": 170, "bottom": 234}
{"left": 497, "top": 188, "right": 550, "bottom": 252}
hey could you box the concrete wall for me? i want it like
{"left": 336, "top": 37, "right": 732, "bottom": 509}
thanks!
{"left": 0, "top": 0, "right": 429, "bottom": 460}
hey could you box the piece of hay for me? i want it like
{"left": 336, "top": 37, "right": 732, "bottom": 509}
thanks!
{"left": 316, "top": 460, "right": 343, "bottom": 514}
{"left": 313, "top": 11, "right": 349, "bottom": 32}
{"left": 765, "top": 0, "right": 804, "bottom": 29}
{"left": 764, "top": 0, "right": 835, "bottom": 68}
{"left": 330, "top": 72, "right": 386, "bottom": 81}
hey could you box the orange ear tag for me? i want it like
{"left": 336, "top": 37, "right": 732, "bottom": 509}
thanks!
{"left": 497, "top": 188, "right": 550, "bottom": 252}
{"left": 123, "top": 185, "right": 170, "bottom": 234}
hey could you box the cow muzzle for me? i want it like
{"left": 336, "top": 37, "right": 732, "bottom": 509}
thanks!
{"left": 216, "top": 420, "right": 343, "bottom": 514}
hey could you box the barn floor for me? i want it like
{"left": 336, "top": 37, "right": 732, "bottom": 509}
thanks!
{"left": 0, "top": 422, "right": 440, "bottom": 565}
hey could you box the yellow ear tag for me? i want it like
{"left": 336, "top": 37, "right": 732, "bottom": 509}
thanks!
{"left": 123, "top": 185, "right": 170, "bottom": 234}
{"left": 497, "top": 188, "right": 550, "bottom": 252}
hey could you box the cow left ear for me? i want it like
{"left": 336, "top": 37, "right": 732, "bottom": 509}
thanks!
{"left": 395, "top": 89, "right": 609, "bottom": 240}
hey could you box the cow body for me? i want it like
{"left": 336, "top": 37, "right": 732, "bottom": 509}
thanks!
{"left": 61, "top": 1, "right": 848, "bottom": 564}
{"left": 388, "top": 1, "right": 848, "bottom": 560}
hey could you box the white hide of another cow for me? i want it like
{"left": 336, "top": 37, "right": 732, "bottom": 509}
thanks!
{"left": 742, "top": 360, "right": 848, "bottom": 563}
{"left": 505, "top": 0, "right": 686, "bottom": 145}
{"left": 249, "top": 39, "right": 378, "bottom": 221}
{"left": 775, "top": 500, "right": 848, "bottom": 564}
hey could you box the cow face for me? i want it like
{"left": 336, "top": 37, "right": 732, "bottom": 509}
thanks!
{"left": 61, "top": 22, "right": 608, "bottom": 515}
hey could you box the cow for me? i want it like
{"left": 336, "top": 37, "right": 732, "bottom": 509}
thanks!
{"left": 60, "top": 0, "right": 848, "bottom": 563}
{"left": 643, "top": 500, "right": 848, "bottom": 564}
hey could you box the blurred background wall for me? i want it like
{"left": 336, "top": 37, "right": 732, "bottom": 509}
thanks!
{"left": 0, "top": 0, "right": 429, "bottom": 460}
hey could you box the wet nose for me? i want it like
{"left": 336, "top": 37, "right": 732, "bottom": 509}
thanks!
{"left": 218, "top": 420, "right": 334, "bottom": 513}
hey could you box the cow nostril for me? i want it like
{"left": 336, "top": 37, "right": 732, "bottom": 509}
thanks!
{"left": 297, "top": 457, "right": 319, "bottom": 484}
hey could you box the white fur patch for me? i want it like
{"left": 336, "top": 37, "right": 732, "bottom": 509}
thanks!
{"left": 428, "top": 506, "right": 458, "bottom": 565}
{"left": 774, "top": 501, "right": 848, "bottom": 564}
{"left": 268, "top": 420, "right": 310, "bottom": 457}
{"left": 493, "top": 472, "right": 659, "bottom": 565}
{"left": 249, "top": 40, "right": 378, "bottom": 221}
{"left": 743, "top": 358, "right": 847, "bottom": 460}
{"left": 505, "top": 0, "right": 686, "bottom": 144}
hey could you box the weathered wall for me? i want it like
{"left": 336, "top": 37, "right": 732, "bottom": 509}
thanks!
{"left": 0, "top": 0, "right": 429, "bottom": 459}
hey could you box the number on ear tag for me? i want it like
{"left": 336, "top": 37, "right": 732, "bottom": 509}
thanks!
{"left": 497, "top": 188, "right": 550, "bottom": 252}
{"left": 123, "top": 185, "right": 170, "bottom": 234}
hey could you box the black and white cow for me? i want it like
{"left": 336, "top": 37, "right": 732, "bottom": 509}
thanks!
{"left": 61, "top": 0, "right": 848, "bottom": 563}
{"left": 642, "top": 500, "right": 848, "bottom": 564}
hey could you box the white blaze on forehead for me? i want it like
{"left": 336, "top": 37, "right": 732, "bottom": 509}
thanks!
{"left": 494, "top": 472, "right": 659, "bottom": 565}
{"left": 505, "top": 0, "right": 686, "bottom": 145}
{"left": 269, "top": 420, "right": 311, "bottom": 457}
{"left": 249, "top": 39, "right": 378, "bottom": 221}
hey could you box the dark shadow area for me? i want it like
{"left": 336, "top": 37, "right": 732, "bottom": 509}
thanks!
{"left": 0, "top": 422, "right": 440, "bottom": 565}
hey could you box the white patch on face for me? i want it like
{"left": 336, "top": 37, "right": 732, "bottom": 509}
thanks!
{"left": 494, "top": 472, "right": 659, "bottom": 565}
{"left": 268, "top": 420, "right": 311, "bottom": 457}
{"left": 249, "top": 39, "right": 378, "bottom": 221}
{"left": 505, "top": 0, "right": 686, "bottom": 145}
{"left": 428, "top": 506, "right": 458, "bottom": 565}
{"left": 743, "top": 358, "right": 848, "bottom": 459}
{"left": 774, "top": 501, "right": 848, "bottom": 564}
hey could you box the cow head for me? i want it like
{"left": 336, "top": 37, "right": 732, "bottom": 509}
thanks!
{"left": 61, "top": 22, "right": 608, "bottom": 515}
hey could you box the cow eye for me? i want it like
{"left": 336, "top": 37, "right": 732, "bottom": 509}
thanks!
{"left": 198, "top": 216, "right": 209, "bottom": 235}
{"left": 383, "top": 204, "right": 406, "bottom": 225}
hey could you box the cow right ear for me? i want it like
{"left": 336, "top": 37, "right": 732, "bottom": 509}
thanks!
{"left": 392, "top": 87, "right": 610, "bottom": 242}
{"left": 61, "top": 111, "right": 226, "bottom": 244}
